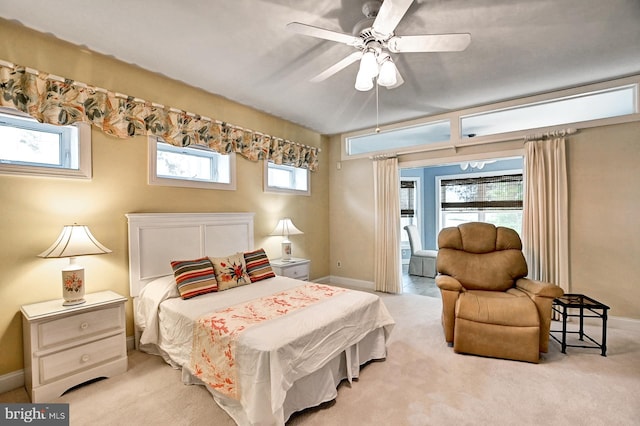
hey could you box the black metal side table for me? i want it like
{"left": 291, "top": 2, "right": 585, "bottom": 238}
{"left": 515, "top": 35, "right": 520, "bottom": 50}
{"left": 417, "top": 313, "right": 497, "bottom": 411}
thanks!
{"left": 550, "top": 294, "right": 609, "bottom": 356}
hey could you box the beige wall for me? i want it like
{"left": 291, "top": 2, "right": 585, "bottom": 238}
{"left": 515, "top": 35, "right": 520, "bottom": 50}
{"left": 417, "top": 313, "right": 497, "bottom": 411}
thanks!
{"left": 567, "top": 122, "right": 640, "bottom": 317}
{"left": 0, "top": 20, "right": 329, "bottom": 375}
{"left": 329, "top": 136, "right": 376, "bottom": 283}
{"left": 329, "top": 124, "right": 640, "bottom": 320}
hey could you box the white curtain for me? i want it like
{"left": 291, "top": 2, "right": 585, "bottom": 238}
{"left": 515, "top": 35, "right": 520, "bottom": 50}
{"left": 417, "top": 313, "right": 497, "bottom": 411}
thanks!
{"left": 522, "top": 138, "right": 569, "bottom": 292}
{"left": 373, "top": 157, "right": 402, "bottom": 293}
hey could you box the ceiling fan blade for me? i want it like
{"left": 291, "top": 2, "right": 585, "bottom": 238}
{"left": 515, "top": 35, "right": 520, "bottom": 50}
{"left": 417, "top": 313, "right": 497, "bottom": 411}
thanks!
{"left": 310, "top": 51, "right": 363, "bottom": 82}
{"left": 287, "top": 22, "right": 363, "bottom": 47}
{"left": 388, "top": 33, "right": 471, "bottom": 53}
{"left": 372, "top": 0, "right": 414, "bottom": 38}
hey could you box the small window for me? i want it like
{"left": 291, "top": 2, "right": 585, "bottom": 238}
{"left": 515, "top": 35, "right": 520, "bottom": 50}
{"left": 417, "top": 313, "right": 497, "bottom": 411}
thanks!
{"left": 149, "top": 137, "right": 235, "bottom": 190}
{"left": 264, "top": 161, "right": 310, "bottom": 195}
{"left": 0, "top": 109, "right": 91, "bottom": 178}
{"left": 346, "top": 120, "right": 450, "bottom": 156}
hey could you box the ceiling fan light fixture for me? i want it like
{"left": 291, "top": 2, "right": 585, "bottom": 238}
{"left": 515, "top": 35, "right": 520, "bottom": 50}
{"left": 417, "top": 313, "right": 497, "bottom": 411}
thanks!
{"left": 355, "top": 70, "right": 374, "bottom": 91}
{"left": 377, "top": 58, "right": 397, "bottom": 87}
{"left": 359, "top": 49, "right": 379, "bottom": 79}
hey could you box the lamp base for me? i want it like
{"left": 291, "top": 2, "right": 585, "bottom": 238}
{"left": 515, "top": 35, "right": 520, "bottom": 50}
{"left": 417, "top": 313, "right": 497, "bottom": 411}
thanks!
{"left": 62, "top": 261, "right": 86, "bottom": 306}
{"left": 281, "top": 240, "right": 292, "bottom": 261}
{"left": 62, "top": 298, "right": 86, "bottom": 306}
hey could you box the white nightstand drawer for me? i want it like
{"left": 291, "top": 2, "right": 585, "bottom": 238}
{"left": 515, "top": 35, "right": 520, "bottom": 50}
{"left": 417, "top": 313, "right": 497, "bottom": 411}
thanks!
{"left": 39, "top": 333, "right": 125, "bottom": 384}
{"left": 38, "top": 306, "right": 123, "bottom": 349}
{"left": 282, "top": 264, "right": 309, "bottom": 280}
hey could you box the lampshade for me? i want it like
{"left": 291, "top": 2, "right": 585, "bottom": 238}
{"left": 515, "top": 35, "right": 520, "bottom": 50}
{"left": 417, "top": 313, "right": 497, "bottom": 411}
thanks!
{"left": 377, "top": 58, "right": 397, "bottom": 87}
{"left": 360, "top": 50, "right": 379, "bottom": 79}
{"left": 39, "top": 225, "right": 112, "bottom": 306}
{"left": 270, "top": 218, "right": 303, "bottom": 261}
{"left": 355, "top": 71, "right": 374, "bottom": 91}
{"left": 355, "top": 49, "right": 379, "bottom": 91}
{"left": 39, "top": 225, "right": 112, "bottom": 258}
{"left": 269, "top": 218, "right": 303, "bottom": 238}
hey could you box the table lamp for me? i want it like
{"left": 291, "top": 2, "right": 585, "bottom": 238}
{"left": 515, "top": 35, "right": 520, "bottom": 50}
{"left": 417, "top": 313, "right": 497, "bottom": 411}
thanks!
{"left": 38, "top": 224, "right": 112, "bottom": 306}
{"left": 269, "top": 218, "right": 303, "bottom": 261}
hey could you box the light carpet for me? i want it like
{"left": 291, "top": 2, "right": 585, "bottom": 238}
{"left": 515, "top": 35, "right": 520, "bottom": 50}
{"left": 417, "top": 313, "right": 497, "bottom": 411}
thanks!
{"left": 2, "top": 293, "right": 639, "bottom": 425}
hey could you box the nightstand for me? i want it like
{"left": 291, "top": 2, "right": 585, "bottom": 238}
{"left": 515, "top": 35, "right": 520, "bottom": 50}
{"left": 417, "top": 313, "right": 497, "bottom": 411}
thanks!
{"left": 21, "top": 290, "right": 128, "bottom": 402}
{"left": 270, "top": 258, "right": 310, "bottom": 281}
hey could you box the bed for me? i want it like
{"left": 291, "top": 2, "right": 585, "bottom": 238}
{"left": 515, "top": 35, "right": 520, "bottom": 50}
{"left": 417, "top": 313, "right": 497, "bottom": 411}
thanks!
{"left": 127, "top": 212, "right": 395, "bottom": 425}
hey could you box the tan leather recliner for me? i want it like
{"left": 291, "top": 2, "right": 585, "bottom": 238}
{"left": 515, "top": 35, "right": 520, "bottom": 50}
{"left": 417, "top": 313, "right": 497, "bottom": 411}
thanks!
{"left": 436, "top": 222, "right": 564, "bottom": 363}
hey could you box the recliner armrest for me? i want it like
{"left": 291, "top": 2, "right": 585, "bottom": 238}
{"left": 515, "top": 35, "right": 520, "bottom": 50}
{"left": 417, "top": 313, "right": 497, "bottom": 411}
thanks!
{"left": 516, "top": 278, "right": 564, "bottom": 298}
{"left": 436, "top": 275, "right": 464, "bottom": 292}
{"left": 435, "top": 274, "right": 463, "bottom": 344}
{"left": 516, "top": 277, "right": 564, "bottom": 353}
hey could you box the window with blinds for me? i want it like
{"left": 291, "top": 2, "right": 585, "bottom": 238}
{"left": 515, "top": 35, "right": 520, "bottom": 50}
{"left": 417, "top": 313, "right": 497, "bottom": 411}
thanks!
{"left": 440, "top": 174, "right": 523, "bottom": 211}
{"left": 439, "top": 173, "right": 523, "bottom": 234}
{"left": 400, "top": 179, "right": 419, "bottom": 245}
{"left": 400, "top": 180, "right": 416, "bottom": 217}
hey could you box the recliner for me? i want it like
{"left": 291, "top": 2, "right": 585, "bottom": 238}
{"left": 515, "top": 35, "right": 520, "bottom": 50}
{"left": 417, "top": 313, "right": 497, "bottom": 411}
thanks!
{"left": 435, "top": 222, "right": 564, "bottom": 363}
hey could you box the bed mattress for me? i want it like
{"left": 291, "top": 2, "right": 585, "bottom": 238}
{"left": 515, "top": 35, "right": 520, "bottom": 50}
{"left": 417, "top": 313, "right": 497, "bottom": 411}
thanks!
{"left": 135, "top": 275, "right": 394, "bottom": 425}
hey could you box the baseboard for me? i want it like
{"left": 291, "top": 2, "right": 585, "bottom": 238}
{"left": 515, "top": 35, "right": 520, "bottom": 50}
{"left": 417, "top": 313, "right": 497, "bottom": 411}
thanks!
{"left": 564, "top": 315, "right": 640, "bottom": 332}
{"left": 312, "top": 275, "right": 331, "bottom": 284}
{"left": 127, "top": 335, "right": 136, "bottom": 352}
{"left": 603, "top": 316, "right": 640, "bottom": 332}
{"left": 0, "top": 369, "right": 24, "bottom": 394}
{"left": 328, "top": 275, "right": 374, "bottom": 291}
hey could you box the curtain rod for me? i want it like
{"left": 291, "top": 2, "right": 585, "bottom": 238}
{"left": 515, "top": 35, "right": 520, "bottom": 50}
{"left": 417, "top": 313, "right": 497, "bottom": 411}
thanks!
{"left": 523, "top": 128, "right": 577, "bottom": 142}
{"left": 370, "top": 153, "right": 397, "bottom": 160}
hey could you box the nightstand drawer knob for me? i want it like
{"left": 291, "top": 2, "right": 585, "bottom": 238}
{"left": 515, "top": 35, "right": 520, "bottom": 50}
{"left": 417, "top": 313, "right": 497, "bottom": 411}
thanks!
{"left": 80, "top": 322, "right": 89, "bottom": 330}
{"left": 81, "top": 354, "right": 90, "bottom": 363}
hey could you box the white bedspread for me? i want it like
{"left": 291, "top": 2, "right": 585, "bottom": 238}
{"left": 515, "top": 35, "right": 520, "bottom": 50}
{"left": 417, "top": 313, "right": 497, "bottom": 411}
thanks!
{"left": 135, "top": 275, "right": 395, "bottom": 425}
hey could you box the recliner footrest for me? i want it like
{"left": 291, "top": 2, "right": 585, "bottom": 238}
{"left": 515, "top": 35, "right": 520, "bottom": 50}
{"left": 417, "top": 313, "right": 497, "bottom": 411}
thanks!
{"left": 453, "top": 292, "right": 541, "bottom": 363}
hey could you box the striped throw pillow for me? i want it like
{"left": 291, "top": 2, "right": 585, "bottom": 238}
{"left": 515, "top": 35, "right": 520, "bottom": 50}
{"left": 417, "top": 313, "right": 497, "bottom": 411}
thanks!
{"left": 170, "top": 257, "right": 218, "bottom": 299}
{"left": 244, "top": 248, "right": 276, "bottom": 283}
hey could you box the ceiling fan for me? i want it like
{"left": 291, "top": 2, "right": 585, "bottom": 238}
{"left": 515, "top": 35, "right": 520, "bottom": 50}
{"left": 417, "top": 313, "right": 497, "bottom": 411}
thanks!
{"left": 287, "top": 0, "right": 471, "bottom": 91}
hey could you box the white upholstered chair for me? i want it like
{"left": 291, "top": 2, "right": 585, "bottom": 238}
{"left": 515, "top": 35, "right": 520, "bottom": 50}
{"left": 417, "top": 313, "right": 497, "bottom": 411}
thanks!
{"left": 404, "top": 225, "right": 438, "bottom": 278}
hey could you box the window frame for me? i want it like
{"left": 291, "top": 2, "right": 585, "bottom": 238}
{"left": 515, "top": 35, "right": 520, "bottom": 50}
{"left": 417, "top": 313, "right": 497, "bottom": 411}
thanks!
{"left": 0, "top": 108, "right": 92, "bottom": 179}
{"left": 263, "top": 161, "right": 310, "bottom": 196}
{"left": 148, "top": 137, "right": 236, "bottom": 190}
{"left": 459, "top": 84, "right": 637, "bottom": 138}
{"left": 342, "top": 75, "right": 640, "bottom": 161}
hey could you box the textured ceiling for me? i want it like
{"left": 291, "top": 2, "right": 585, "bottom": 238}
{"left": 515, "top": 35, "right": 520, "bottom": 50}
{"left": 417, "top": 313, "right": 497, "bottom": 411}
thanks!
{"left": 1, "top": 0, "right": 639, "bottom": 135}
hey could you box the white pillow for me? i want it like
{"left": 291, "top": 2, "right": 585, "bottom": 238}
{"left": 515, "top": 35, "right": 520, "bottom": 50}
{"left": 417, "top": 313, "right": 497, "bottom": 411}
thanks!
{"left": 135, "top": 275, "right": 179, "bottom": 346}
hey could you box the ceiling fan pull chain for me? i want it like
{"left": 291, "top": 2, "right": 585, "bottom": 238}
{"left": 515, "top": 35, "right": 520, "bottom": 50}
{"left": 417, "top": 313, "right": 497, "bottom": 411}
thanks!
{"left": 375, "top": 80, "right": 381, "bottom": 133}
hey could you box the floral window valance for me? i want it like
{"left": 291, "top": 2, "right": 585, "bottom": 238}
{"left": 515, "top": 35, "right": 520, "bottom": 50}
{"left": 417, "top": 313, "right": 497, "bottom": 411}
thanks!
{"left": 0, "top": 62, "right": 320, "bottom": 171}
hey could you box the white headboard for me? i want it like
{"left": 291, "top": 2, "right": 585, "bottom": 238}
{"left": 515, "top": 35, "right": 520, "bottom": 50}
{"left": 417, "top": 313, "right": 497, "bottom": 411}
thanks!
{"left": 126, "top": 212, "right": 255, "bottom": 297}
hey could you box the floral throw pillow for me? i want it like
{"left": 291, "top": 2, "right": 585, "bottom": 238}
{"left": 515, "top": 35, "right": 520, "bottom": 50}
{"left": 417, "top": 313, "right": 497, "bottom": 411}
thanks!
{"left": 210, "top": 252, "right": 252, "bottom": 291}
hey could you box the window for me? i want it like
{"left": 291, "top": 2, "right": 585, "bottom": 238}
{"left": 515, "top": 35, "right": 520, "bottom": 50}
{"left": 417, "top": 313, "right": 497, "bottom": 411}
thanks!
{"left": 400, "top": 179, "right": 418, "bottom": 244}
{"left": 439, "top": 173, "right": 523, "bottom": 235}
{"left": 346, "top": 120, "right": 450, "bottom": 156}
{"left": 460, "top": 85, "right": 637, "bottom": 138}
{"left": 342, "top": 78, "right": 639, "bottom": 160}
{"left": 149, "top": 137, "right": 235, "bottom": 190}
{"left": 264, "top": 161, "right": 310, "bottom": 195}
{"left": 0, "top": 109, "right": 91, "bottom": 178}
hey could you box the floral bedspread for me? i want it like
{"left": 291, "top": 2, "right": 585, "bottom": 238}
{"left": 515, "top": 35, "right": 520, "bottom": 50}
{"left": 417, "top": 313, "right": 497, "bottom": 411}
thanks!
{"left": 190, "top": 283, "right": 347, "bottom": 400}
